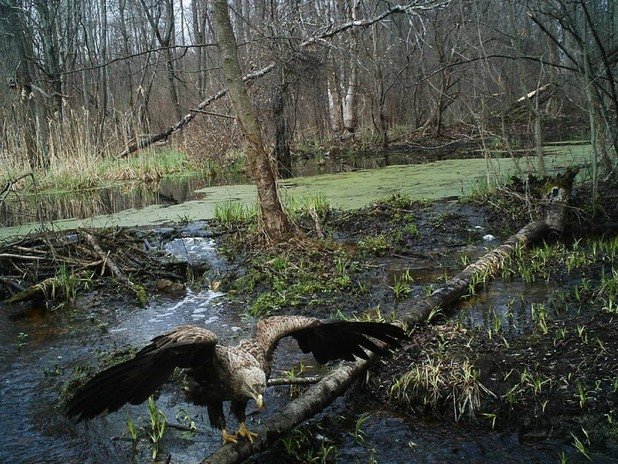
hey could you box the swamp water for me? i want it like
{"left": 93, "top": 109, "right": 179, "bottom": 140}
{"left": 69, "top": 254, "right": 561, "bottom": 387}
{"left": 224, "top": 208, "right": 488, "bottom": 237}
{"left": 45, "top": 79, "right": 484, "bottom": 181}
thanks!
{"left": 0, "top": 236, "right": 319, "bottom": 463}
{"left": 0, "top": 143, "right": 603, "bottom": 462}
{"left": 0, "top": 144, "right": 590, "bottom": 239}
{"left": 0, "top": 229, "right": 599, "bottom": 463}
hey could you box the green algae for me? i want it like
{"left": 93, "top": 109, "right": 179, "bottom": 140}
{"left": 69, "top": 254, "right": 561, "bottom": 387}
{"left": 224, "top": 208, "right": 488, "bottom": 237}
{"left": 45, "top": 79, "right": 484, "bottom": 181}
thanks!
{"left": 0, "top": 147, "right": 591, "bottom": 240}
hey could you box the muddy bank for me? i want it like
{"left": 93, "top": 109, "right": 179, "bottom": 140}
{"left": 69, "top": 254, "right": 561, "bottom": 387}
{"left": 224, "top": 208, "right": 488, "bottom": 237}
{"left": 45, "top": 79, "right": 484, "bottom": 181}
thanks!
{"left": 1, "top": 178, "right": 616, "bottom": 463}
{"left": 218, "top": 184, "right": 617, "bottom": 463}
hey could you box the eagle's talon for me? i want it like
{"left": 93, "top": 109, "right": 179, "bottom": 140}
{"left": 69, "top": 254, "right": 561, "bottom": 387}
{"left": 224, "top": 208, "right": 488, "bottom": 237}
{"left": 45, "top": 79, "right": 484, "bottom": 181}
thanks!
{"left": 237, "top": 422, "right": 258, "bottom": 443}
{"left": 222, "top": 429, "right": 239, "bottom": 444}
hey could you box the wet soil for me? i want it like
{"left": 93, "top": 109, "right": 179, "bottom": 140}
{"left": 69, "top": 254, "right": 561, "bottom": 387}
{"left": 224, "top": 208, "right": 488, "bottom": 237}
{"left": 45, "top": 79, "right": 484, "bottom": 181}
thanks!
{"left": 234, "top": 184, "right": 618, "bottom": 463}
{"left": 1, "top": 178, "right": 617, "bottom": 463}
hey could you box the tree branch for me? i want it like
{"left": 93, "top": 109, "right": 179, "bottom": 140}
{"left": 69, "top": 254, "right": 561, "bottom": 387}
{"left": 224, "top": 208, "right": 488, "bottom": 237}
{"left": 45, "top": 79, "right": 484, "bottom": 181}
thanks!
{"left": 117, "top": 1, "right": 450, "bottom": 158}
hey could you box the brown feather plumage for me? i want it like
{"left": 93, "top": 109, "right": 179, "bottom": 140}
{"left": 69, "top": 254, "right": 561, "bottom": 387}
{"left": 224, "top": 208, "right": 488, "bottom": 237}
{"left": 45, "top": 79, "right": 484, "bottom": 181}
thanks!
{"left": 66, "top": 316, "right": 406, "bottom": 431}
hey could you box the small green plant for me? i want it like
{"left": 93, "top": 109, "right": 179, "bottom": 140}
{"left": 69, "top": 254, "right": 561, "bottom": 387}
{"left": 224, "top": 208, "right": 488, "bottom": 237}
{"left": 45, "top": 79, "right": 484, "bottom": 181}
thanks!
{"left": 126, "top": 417, "right": 138, "bottom": 443}
{"left": 358, "top": 234, "right": 390, "bottom": 256}
{"left": 481, "top": 412, "right": 497, "bottom": 429}
{"left": 17, "top": 332, "right": 28, "bottom": 349}
{"left": 400, "top": 268, "right": 414, "bottom": 283}
{"left": 504, "top": 384, "right": 522, "bottom": 408}
{"left": 576, "top": 324, "right": 588, "bottom": 343}
{"left": 390, "top": 356, "right": 494, "bottom": 420}
{"left": 571, "top": 431, "right": 591, "bottom": 461}
{"left": 175, "top": 213, "right": 191, "bottom": 226}
{"left": 282, "top": 362, "right": 308, "bottom": 398}
{"left": 467, "top": 267, "right": 491, "bottom": 296}
{"left": 519, "top": 368, "right": 551, "bottom": 397}
{"left": 147, "top": 396, "right": 167, "bottom": 459}
{"left": 175, "top": 407, "right": 197, "bottom": 431}
{"left": 390, "top": 278, "right": 412, "bottom": 300}
{"left": 426, "top": 305, "right": 442, "bottom": 323}
{"left": 280, "top": 428, "right": 337, "bottom": 463}
{"left": 249, "top": 292, "right": 282, "bottom": 317}
{"left": 352, "top": 413, "right": 371, "bottom": 445}
{"left": 405, "top": 222, "right": 419, "bottom": 237}
{"left": 555, "top": 327, "right": 568, "bottom": 343}
{"left": 576, "top": 383, "right": 588, "bottom": 409}
{"left": 602, "top": 297, "right": 617, "bottom": 314}
{"left": 213, "top": 200, "right": 257, "bottom": 226}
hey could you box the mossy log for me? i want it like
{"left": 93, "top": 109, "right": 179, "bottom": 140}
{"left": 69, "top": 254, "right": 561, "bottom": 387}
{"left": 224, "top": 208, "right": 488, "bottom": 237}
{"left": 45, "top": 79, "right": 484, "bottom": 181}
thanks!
{"left": 202, "top": 173, "right": 575, "bottom": 464}
{"left": 6, "top": 276, "right": 67, "bottom": 305}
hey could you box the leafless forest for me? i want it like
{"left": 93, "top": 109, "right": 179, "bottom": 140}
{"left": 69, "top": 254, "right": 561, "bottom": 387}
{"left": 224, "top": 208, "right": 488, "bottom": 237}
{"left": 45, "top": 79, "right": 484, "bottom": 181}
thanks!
{"left": 0, "top": 0, "right": 616, "bottom": 176}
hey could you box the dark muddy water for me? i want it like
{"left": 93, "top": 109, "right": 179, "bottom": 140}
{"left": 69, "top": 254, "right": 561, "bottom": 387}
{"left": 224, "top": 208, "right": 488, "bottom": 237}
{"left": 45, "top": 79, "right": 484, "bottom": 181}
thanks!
{"left": 0, "top": 176, "right": 209, "bottom": 228}
{"left": 1, "top": 227, "right": 610, "bottom": 463}
{"left": 0, "top": 235, "right": 321, "bottom": 463}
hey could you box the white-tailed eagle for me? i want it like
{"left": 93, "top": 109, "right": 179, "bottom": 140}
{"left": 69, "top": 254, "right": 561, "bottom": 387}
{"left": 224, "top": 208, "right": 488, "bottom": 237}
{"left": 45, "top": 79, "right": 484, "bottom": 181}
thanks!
{"left": 66, "top": 316, "right": 406, "bottom": 444}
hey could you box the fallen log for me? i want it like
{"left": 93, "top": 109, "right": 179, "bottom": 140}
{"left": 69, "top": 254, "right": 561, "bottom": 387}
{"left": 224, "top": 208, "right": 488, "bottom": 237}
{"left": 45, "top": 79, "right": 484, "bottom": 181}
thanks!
{"left": 266, "top": 376, "right": 321, "bottom": 387}
{"left": 117, "top": 64, "right": 275, "bottom": 158}
{"left": 6, "top": 276, "right": 68, "bottom": 305}
{"left": 201, "top": 172, "right": 575, "bottom": 464}
{"left": 82, "top": 231, "right": 130, "bottom": 284}
{"left": 400, "top": 220, "right": 550, "bottom": 323}
{"left": 0, "top": 276, "right": 26, "bottom": 294}
{"left": 0, "top": 172, "right": 34, "bottom": 202}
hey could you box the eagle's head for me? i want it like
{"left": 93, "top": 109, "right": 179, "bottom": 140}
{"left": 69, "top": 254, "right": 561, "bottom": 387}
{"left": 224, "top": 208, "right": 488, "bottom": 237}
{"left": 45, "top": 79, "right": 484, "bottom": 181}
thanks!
{"left": 239, "top": 367, "right": 266, "bottom": 411}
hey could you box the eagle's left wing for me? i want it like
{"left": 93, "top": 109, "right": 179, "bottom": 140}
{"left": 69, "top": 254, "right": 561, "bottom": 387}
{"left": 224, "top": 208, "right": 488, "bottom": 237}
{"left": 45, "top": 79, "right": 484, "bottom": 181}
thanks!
{"left": 254, "top": 316, "right": 406, "bottom": 365}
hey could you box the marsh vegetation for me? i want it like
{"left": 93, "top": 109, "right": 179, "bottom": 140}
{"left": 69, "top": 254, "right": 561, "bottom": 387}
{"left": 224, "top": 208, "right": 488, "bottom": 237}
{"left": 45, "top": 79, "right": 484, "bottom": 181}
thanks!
{"left": 1, "top": 0, "right": 617, "bottom": 462}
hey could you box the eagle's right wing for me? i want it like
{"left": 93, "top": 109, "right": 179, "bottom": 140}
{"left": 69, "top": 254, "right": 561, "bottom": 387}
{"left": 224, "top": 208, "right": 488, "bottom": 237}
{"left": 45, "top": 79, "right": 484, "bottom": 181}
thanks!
{"left": 66, "top": 325, "right": 218, "bottom": 422}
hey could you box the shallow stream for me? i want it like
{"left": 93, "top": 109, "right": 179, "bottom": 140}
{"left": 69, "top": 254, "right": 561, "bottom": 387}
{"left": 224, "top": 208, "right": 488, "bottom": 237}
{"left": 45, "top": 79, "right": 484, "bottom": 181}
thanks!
{"left": 0, "top": 227, "right": 601, "bottom": 463}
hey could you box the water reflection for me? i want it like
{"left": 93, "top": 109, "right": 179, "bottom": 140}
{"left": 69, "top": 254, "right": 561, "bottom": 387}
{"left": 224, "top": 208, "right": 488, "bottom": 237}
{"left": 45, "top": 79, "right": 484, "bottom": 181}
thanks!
{"left": 1, "top": 142, "right": 583, "bottom": 228}
{"left": 0, "top": 176, "right": 208, "bottom": 227}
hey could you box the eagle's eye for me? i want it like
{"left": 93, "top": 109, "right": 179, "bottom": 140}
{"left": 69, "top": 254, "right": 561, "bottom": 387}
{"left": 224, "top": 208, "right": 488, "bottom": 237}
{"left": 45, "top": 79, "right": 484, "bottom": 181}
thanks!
{"left": 253, "top": 383, "right": 264, "bottom": 392}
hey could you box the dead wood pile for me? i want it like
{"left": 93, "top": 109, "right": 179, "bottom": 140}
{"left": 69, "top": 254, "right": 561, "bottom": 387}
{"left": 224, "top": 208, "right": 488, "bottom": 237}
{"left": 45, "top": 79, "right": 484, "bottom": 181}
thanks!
{"left": 0, "top": 228, "right": 184, "bottom": 306}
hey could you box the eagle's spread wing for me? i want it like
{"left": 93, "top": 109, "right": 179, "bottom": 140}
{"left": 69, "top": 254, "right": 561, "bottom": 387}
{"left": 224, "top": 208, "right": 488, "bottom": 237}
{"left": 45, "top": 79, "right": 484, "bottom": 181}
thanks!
{"left": 254, "top": 316, "right": 406, "bottom": 365}
{"left": 66, "top": 325, "right": 218, "bottom": 422}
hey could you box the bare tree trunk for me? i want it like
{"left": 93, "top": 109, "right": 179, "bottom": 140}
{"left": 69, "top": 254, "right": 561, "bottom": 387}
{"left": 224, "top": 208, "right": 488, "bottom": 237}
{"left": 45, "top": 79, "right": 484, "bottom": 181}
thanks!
{"left": 35, "top": 1, "right": 63, "bottom": 122}
{"left": 212, "top": 0, "right": 292, "bottom": 241}
{"left": 99, "top": 0, "right": 108, "bottom": 119}
{"left": 163, "top": 0, "right": 182, "bottom": 121}
{"left": 327, "top": 57, "right": 344, "bottom": 134}
{"left": 273, "top": 74, "right": 293, "bottom": 179}
{"left": 1, "top": 0, "right": 48, "bottom": 170}
{"left": 507, "top": 1, "right": 545, "bottom": 176}
{"left": 140, "top": 0, "right": 183, "bottom": 121}
{"left": 118, "top": 0, "right": 135, "bottom": 110}
{"left": 191, "top": 0, "right": 207, "bottom": 99}
{"left": 96, "top": 0, "right": 109, "bottom": 145}
{"left": 342, "top": 0, "right": 360, "bottom": 134}
{"left": 371, "top": 24, "right": 388, "bottom": 148}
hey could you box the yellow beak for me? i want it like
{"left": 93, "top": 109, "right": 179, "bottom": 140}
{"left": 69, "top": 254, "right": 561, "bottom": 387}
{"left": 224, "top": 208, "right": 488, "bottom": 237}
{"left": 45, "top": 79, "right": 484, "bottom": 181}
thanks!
{"left": 255, "top": 394, "right": 265, "bottom": 411}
